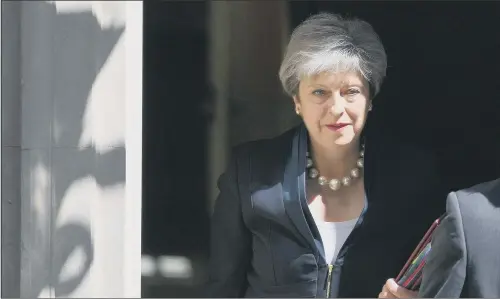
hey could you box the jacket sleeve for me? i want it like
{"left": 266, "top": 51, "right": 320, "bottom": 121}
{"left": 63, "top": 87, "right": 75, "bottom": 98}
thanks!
{"left": 206, "top": 149, "right": 252, "bottom": 297}
{"left": 418, "top": 192, "right": 467, "bottom": 298}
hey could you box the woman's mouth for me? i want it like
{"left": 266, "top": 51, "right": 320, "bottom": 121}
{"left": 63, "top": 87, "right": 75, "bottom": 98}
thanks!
{"left": 326, "top": 123, "right": 350, "bottom": 131}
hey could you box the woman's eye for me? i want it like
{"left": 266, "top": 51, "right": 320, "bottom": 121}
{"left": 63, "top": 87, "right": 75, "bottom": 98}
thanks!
{"left": 312, "top": 89, "right": 327, "bottom": 96}
{"left": 346, "top": 88, "right": 360, "bottom": 95}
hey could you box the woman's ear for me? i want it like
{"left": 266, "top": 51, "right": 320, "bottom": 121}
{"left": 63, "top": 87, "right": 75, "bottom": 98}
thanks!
{"left": 293, "top": 95, "right": 301, "bottom": 115}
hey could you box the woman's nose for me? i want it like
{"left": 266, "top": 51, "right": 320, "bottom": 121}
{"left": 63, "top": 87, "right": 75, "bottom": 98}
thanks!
{"left": 329, "top": 96, "right": 345, "bottom": 116}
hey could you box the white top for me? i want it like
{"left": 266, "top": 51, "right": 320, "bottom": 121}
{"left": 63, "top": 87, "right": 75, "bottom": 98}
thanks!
{"left": 313, "top": 217, "right": 359, "bottom": 264}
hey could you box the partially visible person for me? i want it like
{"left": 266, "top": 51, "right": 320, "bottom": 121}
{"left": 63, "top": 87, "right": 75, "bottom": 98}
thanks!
{"left": 417, "top": 178, "right": 500, "bottom": 298}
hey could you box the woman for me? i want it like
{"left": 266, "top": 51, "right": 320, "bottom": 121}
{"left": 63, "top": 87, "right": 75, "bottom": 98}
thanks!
{"left": 207, "top": 12, "right": 447, "bottom": 298}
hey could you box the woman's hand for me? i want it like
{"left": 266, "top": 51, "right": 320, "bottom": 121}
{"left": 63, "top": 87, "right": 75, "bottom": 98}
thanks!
{"left": 378, "top": 279, "right": 418, "bottom": 298}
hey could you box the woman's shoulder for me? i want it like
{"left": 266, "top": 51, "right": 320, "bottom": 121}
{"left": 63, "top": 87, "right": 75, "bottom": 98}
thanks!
{"left": 366, "top": 130, "right": 443, "bottom": 188}
{"left": 232, "top": 126, "right": 297, "bottom": 158}
{"left": 367, "top": 130, "right": 439, "bottom": 165}
{"left": 228, "top": 126, "right": 298, "bottom": 179}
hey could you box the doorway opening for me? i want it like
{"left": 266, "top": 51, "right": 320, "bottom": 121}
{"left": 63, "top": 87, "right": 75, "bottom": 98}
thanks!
{"left": 142, "top": 1, "right": 211, "bottom": 297}
{"left": 141, "top": 1, "right": 500, "bottom": 297}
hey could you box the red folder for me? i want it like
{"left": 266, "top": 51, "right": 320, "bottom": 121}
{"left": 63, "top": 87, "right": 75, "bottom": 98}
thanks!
{"left": 395, "top": 215, "right": 444, "bottom": 291}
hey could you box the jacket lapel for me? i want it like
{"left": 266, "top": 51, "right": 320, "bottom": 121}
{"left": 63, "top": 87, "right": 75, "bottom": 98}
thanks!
{"left": 282, "top": 124, "right": 318, "bottom": 253}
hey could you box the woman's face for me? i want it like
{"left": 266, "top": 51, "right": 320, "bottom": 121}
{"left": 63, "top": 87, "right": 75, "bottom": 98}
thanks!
{"left": 294, "top": 71, "right": 371, "bottom": 149}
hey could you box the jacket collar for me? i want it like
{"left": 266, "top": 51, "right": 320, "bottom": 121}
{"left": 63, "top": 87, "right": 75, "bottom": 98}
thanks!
{"left": 282, "top": 124, "right": 318, "bottom": 254}
{"left": 281, "top": 123, "right": 375, "bottom": 261}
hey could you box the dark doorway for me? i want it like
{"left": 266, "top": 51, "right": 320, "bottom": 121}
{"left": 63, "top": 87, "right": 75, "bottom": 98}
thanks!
{"left": 141, "top": 1, "right": 500, "bottom": 297}
{"left": 290, "top": 1, "right": 500, "bottom": 191}
{"left": 142, "top": 1, "right": 211, "bottom": 297}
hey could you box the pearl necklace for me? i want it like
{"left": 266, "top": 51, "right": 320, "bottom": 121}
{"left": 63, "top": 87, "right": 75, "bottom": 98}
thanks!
{"left": 306, "top": 144, "right": 365, "bottom": 191}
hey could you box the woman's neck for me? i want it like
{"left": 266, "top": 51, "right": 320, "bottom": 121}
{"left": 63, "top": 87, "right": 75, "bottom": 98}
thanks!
{"left": 310, "top": 140, "right": 361, "bottom": 179}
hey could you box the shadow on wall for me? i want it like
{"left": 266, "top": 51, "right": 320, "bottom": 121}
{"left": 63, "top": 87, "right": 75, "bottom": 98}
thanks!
{"left": 20, "top": 2, "right": 125, "bottom": 297}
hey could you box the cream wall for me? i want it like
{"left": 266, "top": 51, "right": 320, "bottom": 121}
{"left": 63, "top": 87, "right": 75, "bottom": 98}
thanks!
{"left": 1, "top": 1, "right": 142, "bottom": 297}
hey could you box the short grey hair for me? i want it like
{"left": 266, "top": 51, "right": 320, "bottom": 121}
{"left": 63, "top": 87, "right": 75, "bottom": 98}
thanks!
{"left": 279, "top": 12, "right": 387, "bottom": 97}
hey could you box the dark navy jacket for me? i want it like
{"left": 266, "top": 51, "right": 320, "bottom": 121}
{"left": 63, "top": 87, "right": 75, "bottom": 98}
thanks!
{"left": 207, "top": 124, "right": 448, "bottom": 297}
{"left": 419, "top": 178, "right": 500, "bottom": 298}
